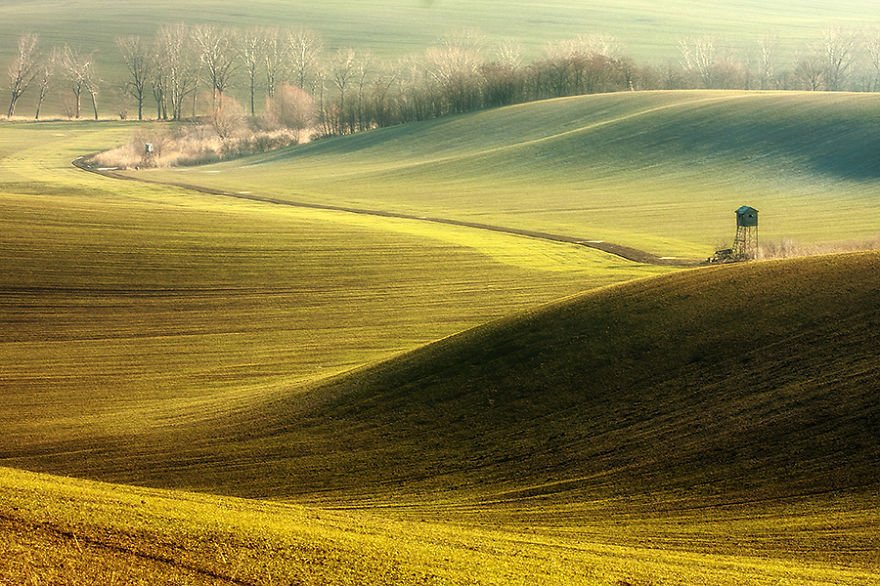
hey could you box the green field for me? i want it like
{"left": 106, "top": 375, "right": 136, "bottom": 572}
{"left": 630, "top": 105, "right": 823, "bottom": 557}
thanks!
{"left": 2, "top": 249, "right": 879, "bottom": 584}
{"left": 1, "top": 0, "right": 876, "bottom": 62}
{"left": 1, "top": 1, "right": 879, "bottom": 117}
{"left": 2, "top": 122, "right": 667, "bottom": 456}
{"left": 2, "top": 86, "right": 880, "bottom": 582}
{"left": 143, "top": 91, "right": 880, "bottom": 258}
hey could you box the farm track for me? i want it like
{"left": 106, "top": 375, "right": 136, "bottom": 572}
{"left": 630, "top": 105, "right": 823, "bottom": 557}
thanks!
{"left": 72, "top": 156, "right": 701, "bottom": 268}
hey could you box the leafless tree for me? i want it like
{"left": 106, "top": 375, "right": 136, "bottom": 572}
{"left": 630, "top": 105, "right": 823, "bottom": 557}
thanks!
{"left": 331, "top": 48, "right": 357, "bottom": 134}
{"left": 156, "top": 24, "right": 199, "bottom": 120}
{"left": 7, "top": 33, "right": 39, "bottom": 118}
{"left": 426, "top": 31, "right": 485, "bottom": 114}
{"left": 794, "top": 54, "right": 825, "bottom": 90}
{"left": 868, "top": 30, "right": 880, "bottom": 91}
{"left": 194, "top": 25, "right": 239, "bottom": 111}
{"left": 33, "top": 49, "right": 55, "bottom": 120}
{"left": 369, "top": 62, "right": 401, "bottom": 127}
{"left": 289, "top": 29, "right": 322, "bottom": 90}
{"left": 117, "top": 35, "right": 151, "bottom": 120}
{"left": 757, "top": 35, "right": 779, "bottom": 90}
{"left": 240, "top": 28, "right": 263, "bottom": 115}
{"left": 354, "top": 51, "right": 372, "bottom": 131}
{"left": 261, "top": 27, "right": 287, "bottom": 98}
{"left": 482, "top": 41, "right": 523, "bottom": 106}
{"left": 822, "top": 27, "right": 858, "bottom": 91}
{"left": 60, "top": 45, "right": 98, "bottom": 119}
{"left": 679, "top": 37, "right": 717, "bottom": 87}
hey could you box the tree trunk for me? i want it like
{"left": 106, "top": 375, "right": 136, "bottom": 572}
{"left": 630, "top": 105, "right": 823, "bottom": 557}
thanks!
{"left": 90, "top": 90, "right": 98, "bottom": 120}
{"left": 249, "top": 73, "right": 256, "bottom": 116}
{"left": 35, "top": 88, "right": 47, "bottom": 120}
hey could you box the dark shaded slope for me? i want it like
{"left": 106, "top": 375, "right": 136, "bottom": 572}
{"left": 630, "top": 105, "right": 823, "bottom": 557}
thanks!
{"left": 8, "top": 253, "right": 880, "bottom": 512}
{"left": 259, "top": 252, "right": 880, "bottom": 509}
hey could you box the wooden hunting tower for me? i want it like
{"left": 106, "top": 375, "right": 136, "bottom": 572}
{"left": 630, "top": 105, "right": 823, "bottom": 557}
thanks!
{"left": 732, "top": 205, "right": 758, "bottom": 260}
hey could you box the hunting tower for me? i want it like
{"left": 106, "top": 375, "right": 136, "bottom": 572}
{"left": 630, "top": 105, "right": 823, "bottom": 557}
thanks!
{"left": 732, "top": 205, "right": 758, "bottom": 260}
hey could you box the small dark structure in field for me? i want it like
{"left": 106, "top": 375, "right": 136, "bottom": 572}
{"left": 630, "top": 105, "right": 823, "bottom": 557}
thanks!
{"left": 710, "top": 206, "right": 759, "bottom": 263}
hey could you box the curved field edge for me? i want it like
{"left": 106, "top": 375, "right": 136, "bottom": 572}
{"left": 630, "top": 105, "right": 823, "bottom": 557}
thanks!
{"left": 1, "top": 466, "right": 877, "bottom": 585}
{"left": 8, "top": 253, "right": 879, "bottom": 514}
{"left": 0, "top": 121, "right": 671, "bottom": 447}
{"left": 140, "top": 91, "right": 880, "bottom": 258}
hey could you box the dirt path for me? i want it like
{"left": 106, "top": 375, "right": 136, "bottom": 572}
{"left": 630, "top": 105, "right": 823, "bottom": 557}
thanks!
{"left": 72, "top": 157, "right": 702, "bottom": 267}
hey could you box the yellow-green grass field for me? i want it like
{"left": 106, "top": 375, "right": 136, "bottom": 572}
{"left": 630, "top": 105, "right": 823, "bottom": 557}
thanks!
{"left": 1, "top": 466, "right": 877, "bottom": 586}
{"left": 2, "top": 251, "right": 879, "bottom": 584}
{"left": 142, "top": 91, "right": 880, "bottom": 259}
{"left": 0, "top": 120, "right": 666, "bottom": 468}
{"left": 2, "top": 98, "right": 880, "bottom": 584}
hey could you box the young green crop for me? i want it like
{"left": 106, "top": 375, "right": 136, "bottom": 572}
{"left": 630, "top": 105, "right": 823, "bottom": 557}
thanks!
{"left": 142, "top": 91, "right": 880, "bottom": 258}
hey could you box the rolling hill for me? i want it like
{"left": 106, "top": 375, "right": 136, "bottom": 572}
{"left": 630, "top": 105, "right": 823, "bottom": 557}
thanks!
{"left": 3, "top": 251, "right": 879, "bottom": 584}
{"left": 0, "top": 121, "right": 668, "bottom": 467}
{"left": 146, "top": 91, "right": 880, "bottom": 258}
{"left": 12, "top": 250, "right": 877, "bottom": 506}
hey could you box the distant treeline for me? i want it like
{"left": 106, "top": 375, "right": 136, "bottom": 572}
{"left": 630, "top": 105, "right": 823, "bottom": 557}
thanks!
{"left": 5, "top": 25, "right": 880, "bottom": 135}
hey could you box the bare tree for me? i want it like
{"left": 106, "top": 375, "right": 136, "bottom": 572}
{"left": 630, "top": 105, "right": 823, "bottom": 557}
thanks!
{"left": 794, "top": 54, "right": 825, "bottom": 90}
{"left": 482, "top": 41, "right": 523, "bottom": 106}
{"left": 289, "top": 29, "right": 322, "bottom": 90}
{"left": 331, "top": 48, "right": 357, "bottom": 134}
{"left": 354, "top": 51, "right": 372, "bottom": 132}
{"left": 868, "top": 30, "right": 880, "bottom": 91}
{"left": 7, "top": 33, "right": 39, "bottom": 118}
{"left": 757, "top": 34, "right": 779, "bottom": 90}
{"left": 193, "top": 25, "right": 239, "bottom": 112}
{"left": 117, "top": 35, "right": 151, "bottom": 120}
{"left": 261, "top": 27, "right": 287, "bottom": 98}
{"left": 679, "top": 37, "right": 717, "bottom": 87}
{"left": 426, "top": 34, "right": 484, "bottom": 114}
{"left": 33, "top": 49, "right": 55, "bottom": 120}
{"left": 240, "top": 28, "right": 263, "bottom": 115}
{"left": 822, "top": 27, "right": 858, "bottom": 91}
{"left": 156, "top": 24, "right": 199, "bottom": 120}
{"left": 60, "top": 45, "right": 97, "bottom": 119}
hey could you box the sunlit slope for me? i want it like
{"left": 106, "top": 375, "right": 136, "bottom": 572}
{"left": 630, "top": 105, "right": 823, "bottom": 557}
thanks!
{"left": 158, "top": 91, "right": 880, "bottom": 257}
{"left": 0, "top": 122, "right": 666, "bottom": 452}
{"left": 6, "top": 468, "right": 876, "bottom": 586}
{"left": 13, "top": 252, "right": 879, "bottom": 516}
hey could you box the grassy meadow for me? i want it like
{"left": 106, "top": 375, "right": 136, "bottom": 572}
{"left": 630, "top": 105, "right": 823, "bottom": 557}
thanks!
{"left": 2, "top": 466, "right": 878, "bottom": 586}
{"left": 2, "top": 121, "right": 671, "bottom": 455}
{"left": 2, "top": 250, "right": 879, "bottom": 584}
{"left": 0, "top": 27, "right": 878, "bottom": 580}
{"left": 145, "top": 91, "right": 880, "bottom": 258}
{"left": 0, "top": 0, "right": 879, "bottom": 117}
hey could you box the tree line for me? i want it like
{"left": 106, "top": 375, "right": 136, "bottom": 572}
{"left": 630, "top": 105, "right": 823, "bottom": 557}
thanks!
{"left": 6, "top": 24, "right": 880, "bottom": 135}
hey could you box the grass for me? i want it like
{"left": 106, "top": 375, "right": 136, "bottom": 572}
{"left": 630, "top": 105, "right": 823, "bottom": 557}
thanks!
{"left": 2, "top": 97, "right": 879, "bottom": 583}
{"left": 2, "top": 251, "right": 879, "bottom": 583}
{"left": 0, "top": 120, "right": 668, "bottom": 466}
{"left": 1, "top": 466, "right": 877, "bottom": 585}
{"left": 0, "top": 0, "right": 878, "bottom": 117}
{"left": 143, "top": 91, "right": 880, "bottom": 258}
